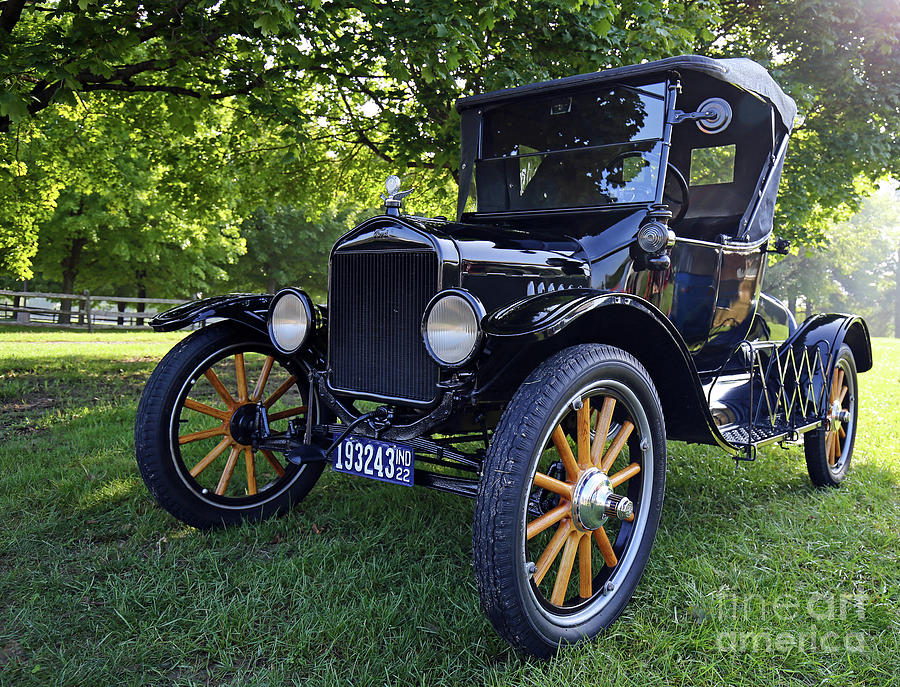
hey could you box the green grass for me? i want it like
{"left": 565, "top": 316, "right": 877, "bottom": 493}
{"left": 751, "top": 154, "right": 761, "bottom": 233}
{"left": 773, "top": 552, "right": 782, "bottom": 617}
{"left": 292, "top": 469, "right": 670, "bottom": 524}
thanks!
{"left": 1, "top": 327, "right": 898, "bottom": 686}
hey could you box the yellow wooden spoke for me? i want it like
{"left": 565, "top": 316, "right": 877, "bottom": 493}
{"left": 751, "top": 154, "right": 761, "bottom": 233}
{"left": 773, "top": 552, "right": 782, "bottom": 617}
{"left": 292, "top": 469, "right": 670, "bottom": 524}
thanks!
{"left": 533, "top": 472, "right": 574, "bottom": 500}
{"left": 189, "top": 437, "right": 232, "bottom": 477}
{"left": 179, "top": 426, "right": 226, "bottom": 445}
{"left": 577, "top": 397, "right": 592, "bottom": 469}
{"left": 578, "top": 532, "right": 593, "bottom": 598}
{"left": 833, "top": 432, "right": 842, "bottom": 462}
{"left": 245, "top": 447, "right": 257, "bottom": 495}
{"left": 591, "top": 396, "right": 616, "bottom": 466}
{"left": 251, "top": 355, "right": 275, "bottom": 402}
{"left": 215, "top": 446, "right": 241, "bottom": 495}
{"left": 550, "top": 531, "right": 581, "bottom": 605}
{"left": 183, "top": 398, "right": 229, "bottom": 420}
{"left": 837, "top": 385, "right": 848, "bottom": 405}
{"left": 593, "top": 527, "right": 618, "bottom": 567}
{"left": 264, "top": 376, "right": 297, "bottom": 409}
{"left": 204, "top": 368, "right": 235, "bottom": 407}
{"left": 600, "top": 421, "right": 634, "bottom": 473}
{"left": 551, "top": 426, "right": 580, "bottom": 480}
{"left": 235, "top": 353, "right": 248, "bottom": 402}
{"left": 527, "top": 502, "right": 569, "bottom": 540}
{"left": 261, "top": 449, "right": 286, "bottom": 477}
{"left": 835, "top": 368, "right": 845, "bottom": 400}
{"left": 268, "top": 405, "right": 308, "bottom": 422}
{"left": 534, "top": 519, "right": 573, "bottom": 585}
{"left": 609, "top": 462, "right": 641, "bottom": 488}
{"left": 839, "top": 425, "right": 846, "bottom": 439}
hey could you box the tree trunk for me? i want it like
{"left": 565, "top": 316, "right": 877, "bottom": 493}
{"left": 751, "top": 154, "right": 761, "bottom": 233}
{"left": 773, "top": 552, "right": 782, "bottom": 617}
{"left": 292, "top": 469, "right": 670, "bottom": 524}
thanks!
{"left": 117, "top": 301, "right": 127, "bottom": 326}
{"left": 805, "top": 298, "right": 813, "bottom": 321}
{"left": 136, "top": 274, "right": 147, "bottom": 326}
{"left": 788, "top": 294, "right": 797, "bottom": 321}
{"left": 58, "top": 237, "right": 87, "bottom": 325}
{"left": 266, "top": 276, "right": 276, "bottom": 294}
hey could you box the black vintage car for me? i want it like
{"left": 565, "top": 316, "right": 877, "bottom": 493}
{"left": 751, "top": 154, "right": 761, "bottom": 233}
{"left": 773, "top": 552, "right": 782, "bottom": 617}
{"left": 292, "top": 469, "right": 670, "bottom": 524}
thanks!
{"left": 136, "top": 55, "right": 872, "bottom": 657}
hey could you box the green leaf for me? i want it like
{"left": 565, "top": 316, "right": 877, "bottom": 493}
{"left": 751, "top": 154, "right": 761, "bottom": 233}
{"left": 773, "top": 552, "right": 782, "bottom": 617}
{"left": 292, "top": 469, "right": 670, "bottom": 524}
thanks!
{"left": 0, "top": 92, "right": 29, "bottom": 122}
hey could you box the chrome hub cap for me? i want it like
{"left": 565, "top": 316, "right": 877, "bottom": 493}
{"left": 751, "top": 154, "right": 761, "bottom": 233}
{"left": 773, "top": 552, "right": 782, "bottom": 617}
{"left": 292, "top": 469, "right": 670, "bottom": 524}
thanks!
{"left": 572, "top": 467, "right": 634, "bottom": 531}
{"left": 827, "top": 400, "right": 850, "bottom": 432}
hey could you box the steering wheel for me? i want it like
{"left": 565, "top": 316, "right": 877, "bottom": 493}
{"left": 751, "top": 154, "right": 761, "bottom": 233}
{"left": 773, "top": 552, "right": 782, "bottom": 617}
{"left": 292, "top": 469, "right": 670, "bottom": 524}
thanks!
{"left": 604, "top": 151, "right": 690, "bottom": 221}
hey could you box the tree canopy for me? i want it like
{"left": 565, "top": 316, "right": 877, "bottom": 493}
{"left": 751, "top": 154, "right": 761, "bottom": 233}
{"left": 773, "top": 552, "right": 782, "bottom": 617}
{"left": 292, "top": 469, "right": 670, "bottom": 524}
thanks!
{"left": 767, "top": 183, "right": 900, "bottom": 337}
{"left": 1, "top": 0, "right": 898, "bottom": 304}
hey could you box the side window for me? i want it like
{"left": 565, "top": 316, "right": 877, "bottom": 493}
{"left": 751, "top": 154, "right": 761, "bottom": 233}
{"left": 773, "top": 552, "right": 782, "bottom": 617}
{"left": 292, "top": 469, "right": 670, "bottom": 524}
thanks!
{"left": 690, "top": 144, "right": 736, "bottom": 185}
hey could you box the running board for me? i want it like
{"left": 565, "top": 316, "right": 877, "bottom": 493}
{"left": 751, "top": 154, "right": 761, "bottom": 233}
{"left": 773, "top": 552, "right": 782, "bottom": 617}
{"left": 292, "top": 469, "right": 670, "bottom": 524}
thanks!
{"left": 705, "top": 337, "right": 832, "bottom": 458}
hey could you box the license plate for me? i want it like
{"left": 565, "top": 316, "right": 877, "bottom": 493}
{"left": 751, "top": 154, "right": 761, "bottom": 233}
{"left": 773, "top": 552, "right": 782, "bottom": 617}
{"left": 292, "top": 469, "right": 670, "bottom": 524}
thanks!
{"left": 331, "top": 435, "right": 414, "bottom": 487}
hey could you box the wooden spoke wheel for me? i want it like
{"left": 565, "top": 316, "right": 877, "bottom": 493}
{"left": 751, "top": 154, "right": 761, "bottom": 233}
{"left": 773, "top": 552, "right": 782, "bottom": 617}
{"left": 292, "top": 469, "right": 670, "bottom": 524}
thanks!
{"left": 473, "top": 344, "right": 666, "bottom": 658}
{"left": 135, "top": 323, "right": 325, "bottom": 528}
{"left": 805, "top": 344, "right": 858, "bottom": 487}
{"left": 526, "top": 392, "right": 643, "bottom": 609}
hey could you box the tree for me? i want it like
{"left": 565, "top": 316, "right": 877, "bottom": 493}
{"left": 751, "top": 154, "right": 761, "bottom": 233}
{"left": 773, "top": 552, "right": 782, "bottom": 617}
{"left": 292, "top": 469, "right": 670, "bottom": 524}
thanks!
{"left": 227, "top": 205, "right": 371, "bottom": 301}
{"left": 0, "top": 0, "right": 315, "bottom": 134}
{"left": 3, "top": 0, "right": 899, "bottom": 291}
{"left": 26, "top": 95, "right": 248, "bottom": 315}
{"left": 2, "top": 0, "right": 718, "bottom": 276}
{"left": 766, "top": 183, "right": 900, "bottom": 336}
{"left": 705, "top": 0, "right": 900, "bottom": 244}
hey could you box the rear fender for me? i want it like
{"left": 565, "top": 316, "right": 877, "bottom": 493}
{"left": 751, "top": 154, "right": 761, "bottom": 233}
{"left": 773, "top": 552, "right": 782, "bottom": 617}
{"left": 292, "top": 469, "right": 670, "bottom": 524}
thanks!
{"left": 784, "top": 315, "right": 872, "bottom": 411}
{"left": 788, "top": 314, "right": 872, "bottom": 374}
{"left": 477, "top": 290, "right": 728, "bottom": 446}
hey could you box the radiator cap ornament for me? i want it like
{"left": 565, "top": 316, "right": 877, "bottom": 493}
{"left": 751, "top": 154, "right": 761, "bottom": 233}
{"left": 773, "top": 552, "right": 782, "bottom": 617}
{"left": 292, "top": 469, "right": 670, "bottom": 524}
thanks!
{"left": 381, "top": 174, "right": 414, "bottom": 216}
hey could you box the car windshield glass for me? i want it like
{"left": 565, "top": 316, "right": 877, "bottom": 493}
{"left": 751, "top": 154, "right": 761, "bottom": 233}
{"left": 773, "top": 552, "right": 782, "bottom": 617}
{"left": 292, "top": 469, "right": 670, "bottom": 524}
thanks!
{"left": 474, "top": 84, "right": 666, "bottom": 212}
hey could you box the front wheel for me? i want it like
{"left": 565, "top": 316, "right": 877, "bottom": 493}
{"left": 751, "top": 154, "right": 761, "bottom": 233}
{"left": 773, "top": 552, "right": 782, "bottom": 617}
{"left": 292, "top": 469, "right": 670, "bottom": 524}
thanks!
{"left": 473, "top": 344, "right": 666, "bottom": 658}
{"left": 135, "top": 322, "right": 323, "bottom": 529}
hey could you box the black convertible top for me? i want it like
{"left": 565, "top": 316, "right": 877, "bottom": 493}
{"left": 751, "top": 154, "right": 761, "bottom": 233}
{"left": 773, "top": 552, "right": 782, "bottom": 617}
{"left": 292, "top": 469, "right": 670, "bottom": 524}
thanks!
{"left": 456, "top": 55, "right": 797, "bottom": 131}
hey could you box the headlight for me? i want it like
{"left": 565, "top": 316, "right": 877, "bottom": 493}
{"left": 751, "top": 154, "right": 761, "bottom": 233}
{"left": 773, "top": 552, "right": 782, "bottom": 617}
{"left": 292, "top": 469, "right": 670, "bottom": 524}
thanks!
{"left": 268, "top": 289, "right": 312, "bottom": 354}
{"left": 422, "top": 290, "right": 484, "bottom": 367}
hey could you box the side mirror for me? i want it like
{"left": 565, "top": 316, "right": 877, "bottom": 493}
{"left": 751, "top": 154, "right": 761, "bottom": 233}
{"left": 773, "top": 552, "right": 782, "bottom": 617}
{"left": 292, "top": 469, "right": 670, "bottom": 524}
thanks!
{"left": 773, "top": 237, "right": 791, "bottom": 255}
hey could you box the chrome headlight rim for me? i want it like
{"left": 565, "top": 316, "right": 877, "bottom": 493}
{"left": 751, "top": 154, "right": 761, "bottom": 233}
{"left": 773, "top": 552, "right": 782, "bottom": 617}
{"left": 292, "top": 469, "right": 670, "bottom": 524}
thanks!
{"left": 267, "top": 288, "right": 313, "bottom": 355}
{"left": 421, "top": 288, "right": 486, "bottom": 368}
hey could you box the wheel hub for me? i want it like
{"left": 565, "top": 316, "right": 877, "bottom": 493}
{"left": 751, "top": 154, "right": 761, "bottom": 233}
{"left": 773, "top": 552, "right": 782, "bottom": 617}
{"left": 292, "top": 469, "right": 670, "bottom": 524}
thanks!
{"left": 827, "top": 400, "right": 850, "bottom": 432}
{"left": 571, "top": 467, "right": 633, "bottom": 531}
{"left": 229, "top": 403, "right": 259, "bottom": 446}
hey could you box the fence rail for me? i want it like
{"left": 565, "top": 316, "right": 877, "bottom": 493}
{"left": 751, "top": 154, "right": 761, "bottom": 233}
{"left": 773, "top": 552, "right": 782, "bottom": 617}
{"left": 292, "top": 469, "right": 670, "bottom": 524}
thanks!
{"left": 0, "top": 289, "right": 189, "bottom": 330}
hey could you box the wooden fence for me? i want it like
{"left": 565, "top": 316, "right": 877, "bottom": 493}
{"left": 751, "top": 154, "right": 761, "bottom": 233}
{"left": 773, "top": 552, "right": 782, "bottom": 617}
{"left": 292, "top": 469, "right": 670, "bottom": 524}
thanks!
{"left": 0, "top": 289, "right": 189, "bottom": 331}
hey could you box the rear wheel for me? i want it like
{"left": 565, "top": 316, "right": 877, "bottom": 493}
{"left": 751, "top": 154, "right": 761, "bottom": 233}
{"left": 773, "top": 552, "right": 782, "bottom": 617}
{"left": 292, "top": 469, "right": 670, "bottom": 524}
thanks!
{"left": 135, "top": 322, "right": 323, "bottom": 528}
{"left": 804, "top": 344, "right": 858, "bottom": 487}
{"left": 473, "top": 344, "right": 666, "bottom": 658}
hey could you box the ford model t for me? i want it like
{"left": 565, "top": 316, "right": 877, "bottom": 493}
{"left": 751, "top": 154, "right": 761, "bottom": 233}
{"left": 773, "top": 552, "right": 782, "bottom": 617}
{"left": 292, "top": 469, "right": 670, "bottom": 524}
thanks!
{"left": 136, "top": 56, "right": 871, "bottom": 657}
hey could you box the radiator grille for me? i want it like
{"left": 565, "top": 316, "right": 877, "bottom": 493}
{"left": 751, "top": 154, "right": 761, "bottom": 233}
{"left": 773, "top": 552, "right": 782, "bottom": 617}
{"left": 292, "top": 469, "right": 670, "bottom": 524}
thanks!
{"left": 329, "top": 249, "right": 439, "bottom": 402}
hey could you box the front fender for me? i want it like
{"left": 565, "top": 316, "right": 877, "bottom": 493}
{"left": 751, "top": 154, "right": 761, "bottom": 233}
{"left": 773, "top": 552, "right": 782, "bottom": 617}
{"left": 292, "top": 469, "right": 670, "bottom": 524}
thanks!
{"left": 150, "top": 294, "right": 273, "bottom": 333}
{"left": 477, "top": 289, "right": 730, "bottom": 447}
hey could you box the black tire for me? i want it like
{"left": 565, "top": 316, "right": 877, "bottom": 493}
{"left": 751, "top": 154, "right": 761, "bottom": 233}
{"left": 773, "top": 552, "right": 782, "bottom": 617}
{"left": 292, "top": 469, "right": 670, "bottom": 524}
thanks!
{"left": 473, "top": 344, "right": 666, "bottom": 658}
{"left": 804, "top": 344, "right": 858, "bottom": 487}
{"left": 135, "top": 322, "right": 324, "bottom": 528}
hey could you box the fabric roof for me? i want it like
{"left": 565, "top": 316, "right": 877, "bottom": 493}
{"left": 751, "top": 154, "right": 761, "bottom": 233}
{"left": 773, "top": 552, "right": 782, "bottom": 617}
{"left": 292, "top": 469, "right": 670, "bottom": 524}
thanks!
{"left": 455, "top": 55, "right": 797, "bottom": 131}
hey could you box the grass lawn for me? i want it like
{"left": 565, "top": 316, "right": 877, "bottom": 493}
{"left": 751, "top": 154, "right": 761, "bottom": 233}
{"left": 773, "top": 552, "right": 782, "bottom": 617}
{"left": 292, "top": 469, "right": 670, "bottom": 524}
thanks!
{"left": 0, "top": 326, "right": 898, "bottom": 686}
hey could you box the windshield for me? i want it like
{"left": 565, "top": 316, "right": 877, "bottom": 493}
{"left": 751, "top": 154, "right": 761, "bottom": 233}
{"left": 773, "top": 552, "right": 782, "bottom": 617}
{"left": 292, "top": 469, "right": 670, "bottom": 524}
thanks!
{"left": 474, "top": 84, "right": 666, "bottom": 212}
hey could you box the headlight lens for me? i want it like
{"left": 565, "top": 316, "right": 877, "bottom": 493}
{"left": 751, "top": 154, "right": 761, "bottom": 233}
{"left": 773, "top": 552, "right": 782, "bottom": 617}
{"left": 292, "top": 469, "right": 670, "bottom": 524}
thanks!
{"left": 269, "top": 290, "right": 310, "bottom": 353}
{"left": 423, "top": 291, "right": 483, "bottom": 366}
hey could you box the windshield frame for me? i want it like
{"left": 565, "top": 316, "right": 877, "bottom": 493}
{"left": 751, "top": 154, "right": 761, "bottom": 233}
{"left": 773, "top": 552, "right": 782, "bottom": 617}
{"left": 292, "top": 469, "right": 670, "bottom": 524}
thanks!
{"left": 457, "top": 76, "right": 679, "bottom": 219}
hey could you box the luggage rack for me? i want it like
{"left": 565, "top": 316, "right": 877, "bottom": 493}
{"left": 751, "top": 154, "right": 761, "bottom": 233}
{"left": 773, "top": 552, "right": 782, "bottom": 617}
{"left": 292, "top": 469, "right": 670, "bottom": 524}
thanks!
{"left": 710, "top": 338, "right": 832, "bottom": 461}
